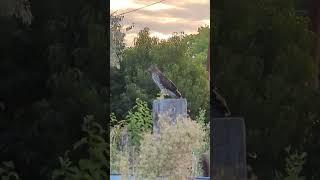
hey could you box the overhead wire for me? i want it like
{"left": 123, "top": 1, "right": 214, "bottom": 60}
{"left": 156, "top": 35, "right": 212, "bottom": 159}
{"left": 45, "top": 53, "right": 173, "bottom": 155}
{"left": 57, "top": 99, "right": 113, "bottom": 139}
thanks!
{"left": 113, "top": 0, "right": 166, "bottom": 16}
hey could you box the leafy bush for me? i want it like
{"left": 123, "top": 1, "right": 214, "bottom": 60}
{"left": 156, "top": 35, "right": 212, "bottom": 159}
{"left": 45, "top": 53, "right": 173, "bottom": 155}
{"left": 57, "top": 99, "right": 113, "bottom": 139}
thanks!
{"left": 110, "top": 113, "right": 125, "bottom": 174}
{"left": 126, "top": 98, "right": 152, "bottom": 147}
{"left": 134, "top": 115, "right": 208, "bottom": 179}
{"left": 110, "top": 98, "right": 209, "bottom": 178}
{"left": 110, "top": 98, "right": 152, "bottom": 174}
{"left": 0, "top": 161, "right": 19, "bottom": 180}
{"left": 52, "top": 115, "right": 108, "bottom": 180}
{"left": 275, "top": 147, "right": 307, "bottom": 180}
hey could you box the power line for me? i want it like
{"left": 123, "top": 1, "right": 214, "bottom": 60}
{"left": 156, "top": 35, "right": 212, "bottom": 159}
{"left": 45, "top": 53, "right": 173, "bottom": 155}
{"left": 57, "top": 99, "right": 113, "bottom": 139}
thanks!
{"left": 115, "top": 0, "right": 166, "bottom": 16}
{"left": 111, "top": 10, "right": 118, "bottom": 16}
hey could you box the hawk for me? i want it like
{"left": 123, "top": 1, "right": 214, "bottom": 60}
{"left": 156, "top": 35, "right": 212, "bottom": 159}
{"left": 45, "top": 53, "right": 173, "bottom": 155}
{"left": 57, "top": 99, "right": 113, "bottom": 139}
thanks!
{"left": 148, "top": 65, "right": 182, "bottom": 98}
{"left": 207, "top": 44, "right": 231, "bottom": 117}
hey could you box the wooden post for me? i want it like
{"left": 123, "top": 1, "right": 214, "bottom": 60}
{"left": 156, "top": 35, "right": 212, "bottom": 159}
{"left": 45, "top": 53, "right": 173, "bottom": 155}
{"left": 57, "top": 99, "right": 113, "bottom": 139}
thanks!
{"left": 152, "top": 98, "right": 188, "bottom": 134}
{"left": 211, "top": 117, "right": 247, "bottom": 180}
{"left": 207, "top": 28, "right": 247, "bottom": 180}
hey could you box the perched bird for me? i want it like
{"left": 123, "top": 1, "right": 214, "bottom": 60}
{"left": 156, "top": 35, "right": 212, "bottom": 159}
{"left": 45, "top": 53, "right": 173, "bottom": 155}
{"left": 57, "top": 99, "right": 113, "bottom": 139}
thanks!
{"left": 148, "top": 65, "right": 182, "bottom": 98}
{"left": 212, "top": 85, "right": 231, "bottom": 117}
{"left": 207, "top": 42, "right": 231, "bottom": 117}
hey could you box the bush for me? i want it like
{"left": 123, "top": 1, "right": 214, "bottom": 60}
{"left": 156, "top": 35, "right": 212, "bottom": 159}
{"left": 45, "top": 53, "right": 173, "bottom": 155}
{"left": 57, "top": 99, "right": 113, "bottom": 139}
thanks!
{"left": 134, "top": 115, "right": 208, "bottom": 179}
{"left": 0, "top": 161, "right": 19, "bottom": 180}
{"left": 52, "top": 115, "right": 108, "bottom": 180}
{"left": 110, "top": 99, "right": 209, "bottom": 178}
{"left": 126, "top": 98, "right": 152, "bottom": 147}
{"left": 110, "top": 98, "right": 152, "bottom": 174}
{"left": 275, "top": 147, "right": 307, "bottom": 180}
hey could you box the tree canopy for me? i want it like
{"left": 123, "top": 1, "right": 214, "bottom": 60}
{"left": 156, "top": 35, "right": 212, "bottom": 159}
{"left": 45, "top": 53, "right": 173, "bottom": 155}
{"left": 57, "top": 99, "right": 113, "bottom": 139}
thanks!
{"left": 111, "top": 25, "right": 210, "bottom": 120}
{"left": 213, "top": 0, "right": 320, "bottom": 179}
{"left": 0, "top": 0, "right": 106, "bottom": 178}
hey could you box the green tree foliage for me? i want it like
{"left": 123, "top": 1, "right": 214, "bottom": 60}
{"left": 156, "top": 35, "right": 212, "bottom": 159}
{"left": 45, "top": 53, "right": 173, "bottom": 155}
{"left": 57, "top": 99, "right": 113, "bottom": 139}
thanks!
{"left": 275, "top": 147, "right": 306, "bottom": 180}
{"left": 0, "top": 0, "right": 106, "bottom": 179}
{"left": 213, "top": 0, "right": 320, "bottom": 179}
{"left": 110, "top": 98, "right": 152, "bottom": 175}
{"left": 111, "top": 27, "right": 210, "bottom": 120}
{"left": 184, "top": 26, "right": 210, "bottom": 66}
{"left": 126, "top": 98, "right": 152, "bottom": 147}
{"left": 110, "top": 14, "right": 130, "bottom": 117}
{"left": 0, "top": 0, "right": 32, "bottom": 25}
{"left": 110, "top": 14, "right": 125, "bottom": 68}
{"left": 0, "top": 161, "right": 20, "bottom": 180}
{"left": 52, "top": 115, "right": 108, "bottom": 180}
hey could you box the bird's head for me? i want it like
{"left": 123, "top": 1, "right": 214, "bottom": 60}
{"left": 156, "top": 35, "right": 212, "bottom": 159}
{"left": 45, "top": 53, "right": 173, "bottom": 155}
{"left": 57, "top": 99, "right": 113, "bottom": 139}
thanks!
{"left": 148, "top": 65, "right": 160, "bottom": 74}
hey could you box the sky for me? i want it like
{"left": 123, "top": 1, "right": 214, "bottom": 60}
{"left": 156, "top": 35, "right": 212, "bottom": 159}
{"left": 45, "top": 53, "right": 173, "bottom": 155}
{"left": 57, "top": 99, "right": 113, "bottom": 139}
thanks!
{"left": 110, "top": 0, "right": 210, "bottom": 46}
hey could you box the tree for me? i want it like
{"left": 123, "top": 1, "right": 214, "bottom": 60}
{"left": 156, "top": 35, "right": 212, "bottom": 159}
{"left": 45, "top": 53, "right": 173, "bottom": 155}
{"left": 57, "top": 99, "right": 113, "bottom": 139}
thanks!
{"left": 213, "top": 0, "right": 317, "bottom": 179}
{"left": 111, "top": 27, "right": 209, "bottom": 120}
{"left": 0, "top": 0, "right": 106, "bottom": 179}
{"left": 110, "top": 13, "right": 135, "bottom": 118}
{"left": 110, "top": 14, "right": 125, "bottom": 69}
{"left": 0, "top": 0, "right": 32, "bottom": 25}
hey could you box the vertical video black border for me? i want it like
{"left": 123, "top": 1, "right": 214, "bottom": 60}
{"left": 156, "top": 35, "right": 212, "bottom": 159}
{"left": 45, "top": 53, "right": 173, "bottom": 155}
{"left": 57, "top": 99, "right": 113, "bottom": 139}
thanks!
{"left": 209, "top": 0, "right": 214, "bottom": 177}
{"left": 106, "top": 0, "right": 111, "bottom": 176}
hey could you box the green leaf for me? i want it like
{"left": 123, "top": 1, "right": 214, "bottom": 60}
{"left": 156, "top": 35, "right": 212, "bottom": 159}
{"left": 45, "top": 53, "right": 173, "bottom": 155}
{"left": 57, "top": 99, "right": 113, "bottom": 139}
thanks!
{"left": 73, "top": 137, "right": 88, "bottom": 150}
{"left": 2, "top": 161, "right": 14, "bottom": 169}
{"left": 0, "top": 168, "right": 4, "bottom": 174}
{"left": 8, "top": 172, "right": 19, "bottom": 180}
{"left": 78, "top": 159, "right": 93, "bottom": 171}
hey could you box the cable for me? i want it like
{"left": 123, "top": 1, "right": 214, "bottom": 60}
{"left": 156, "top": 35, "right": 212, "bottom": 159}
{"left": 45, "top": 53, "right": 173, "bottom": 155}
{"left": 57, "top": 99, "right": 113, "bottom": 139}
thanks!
{"left": 111, "top": 10, "right": 118, "bottom": 16}
{"left": 115, "top": 0, "right": 166, "bottom": 16}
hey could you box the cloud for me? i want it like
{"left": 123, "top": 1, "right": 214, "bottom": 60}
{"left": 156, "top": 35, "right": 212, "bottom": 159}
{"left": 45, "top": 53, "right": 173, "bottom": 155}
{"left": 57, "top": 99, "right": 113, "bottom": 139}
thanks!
{"left": 124, "top": 18, "right": 207, "bottom": 34}
{"left": 111, "top": 0, "right": 210, "bottom": 46}
{"left": 136, "top": 0, "right": 209, "bottom": 6}
{"left": 122, "top": 3, "right": 210, "bottom": 21}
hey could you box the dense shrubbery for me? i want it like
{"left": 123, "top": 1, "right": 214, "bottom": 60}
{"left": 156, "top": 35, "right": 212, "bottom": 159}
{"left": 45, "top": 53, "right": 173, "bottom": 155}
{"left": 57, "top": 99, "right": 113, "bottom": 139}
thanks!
{"left": 135, "top": 116, "right": 208, "bottom": 179}
{"left": 110, "top": 99, "right": 209, "bottom": 179}
{"left": 0, "top": 0, "right": 106, "bottom": 178}
{"left": 0, "top": 161, "right": 20, "bottom": 180}
{"left": 51, "top": 115, "right": 108, "bottom": 180}
{"left": 275, "top": 147, "right": 306, "bottom": 180}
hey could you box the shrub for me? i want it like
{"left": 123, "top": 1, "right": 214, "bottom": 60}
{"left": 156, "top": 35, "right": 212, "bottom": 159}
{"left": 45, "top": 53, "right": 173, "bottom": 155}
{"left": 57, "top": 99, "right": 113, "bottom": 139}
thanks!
{"left": 134, "top": 115, "right": 208, "bottom": 179}
{"left": 0, "top": 161, "right": 19, "bottom": 180}
{"left": 110, "top": 99, "right": 209, "bottom": 178}
{"left": 126, "top": 98, "right": 152, "bottom": 147}
{"left": 275, "top": 147, "right": 307, "bottom": 180}
{"left": 52, "top": 115, "right": 108, "bottom": 180}
{"left": 110, "top": 98, "right": 152, "bottom": 174}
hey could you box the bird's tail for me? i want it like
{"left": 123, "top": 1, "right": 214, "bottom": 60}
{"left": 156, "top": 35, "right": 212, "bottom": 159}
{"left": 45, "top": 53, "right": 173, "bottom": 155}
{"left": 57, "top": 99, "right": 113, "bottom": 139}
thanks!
{"left": 177, "top": 90, "right": 182, "bottom": 98}
{"left": 213, "top": 89, "right": 231, "bottom": 117}
{"left": 225, "top": 106, "right": 231, "bottom": 116}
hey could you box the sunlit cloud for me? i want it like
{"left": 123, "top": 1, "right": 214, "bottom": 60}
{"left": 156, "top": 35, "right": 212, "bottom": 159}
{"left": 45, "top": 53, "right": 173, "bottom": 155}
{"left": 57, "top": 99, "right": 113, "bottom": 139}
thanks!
{"left": 150, "top": 31, "right": 172, "bottom": 40}
{"left": 111, "top": 0, "right": 177, "bottom": 12}
{"left": 111, "top": 0, "right": 210, "bottom": 46}
{"left": 124, "top": 33, "right": 137, "bottom": 46}
{"left": 136, "top": 0, "right": 209, "bottom": 6}
{"left": 110, "top": 0, "right": 139, "bottom": 11}
{"left": 143, "top": 3, "right": 177, "bottom": 11}
{"left": 124, "top": 31, "right": 173, "bottom": 47}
